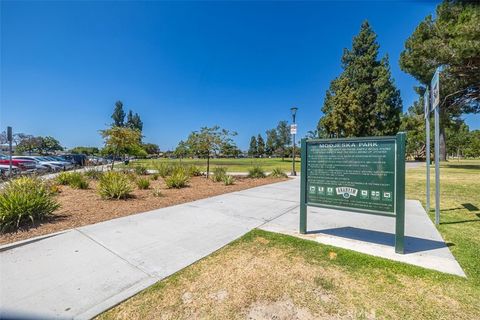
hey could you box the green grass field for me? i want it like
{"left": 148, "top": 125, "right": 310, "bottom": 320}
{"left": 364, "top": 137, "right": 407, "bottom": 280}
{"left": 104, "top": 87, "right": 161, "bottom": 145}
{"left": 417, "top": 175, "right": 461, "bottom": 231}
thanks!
{"left": 100, "top": 160, "right": 480, "bottom": 319}
{"left": 127, "top": 157, "right": 300, "bottom": 172}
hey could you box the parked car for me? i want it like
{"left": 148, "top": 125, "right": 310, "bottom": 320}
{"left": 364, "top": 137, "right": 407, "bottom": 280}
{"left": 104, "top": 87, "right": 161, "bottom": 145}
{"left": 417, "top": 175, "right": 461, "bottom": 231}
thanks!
{"left": 61, "top": 154, "right": 87, "bottom": 167}
{"left": 13, "top": 156, "right": 63, "bottom": 172}
{"left": 0, "top": 154, "right": 36, "bottom": 172}
{"left": 41, "top": 156, "right": 75, "bottom": 170}
{"left": 0, "top": 164, "right": 21, "bottom": 179}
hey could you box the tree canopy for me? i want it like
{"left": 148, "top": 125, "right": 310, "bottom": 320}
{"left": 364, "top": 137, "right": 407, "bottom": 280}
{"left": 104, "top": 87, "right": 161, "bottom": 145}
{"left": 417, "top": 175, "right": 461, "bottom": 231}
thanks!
{"left": 319, "top": 21, "right": 402, "bottom": 137}
{"left": 399, "top": 0, "right": 480, "bottom": 159}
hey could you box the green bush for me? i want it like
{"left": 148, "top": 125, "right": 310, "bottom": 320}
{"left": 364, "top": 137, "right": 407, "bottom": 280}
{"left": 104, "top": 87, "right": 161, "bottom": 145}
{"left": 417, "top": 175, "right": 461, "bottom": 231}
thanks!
{"left": 55, "top": 172, "right": 89, "bottom": 189}
{"left": 133, "top": 165, "right": 148, "bottom": 175}
{"left": 211, "top": 167, "right": 227, "bottom": 182}
{"left": 269, "top": 167, "right": 288, "bottom": 178}
{"left": 165, "top": 171, "right": 189, "bottom": 189}
{"left": 222, "top": 175, "right": 235, "bottom": 186}
{"left": 187, "top": 165, "right": 202, "bottom": 177}
{"left": 154, "top": 162, "right": 173, "bottom": 178}
{"left": 151, "top": 173, "right": 160, "bottom": 180}
{"left": 68, "top": 172, "right": 89, "bottom": 189}
{"left": 136, "top": 177, "right": 150, "bottom": 190}
{"left": 56, "top": 172, "right": 72, "bottom": 185}
{"left": 248, "top": 166, "right": 266, "bottom": 178}
{"left": 84, "top": 168, "right": 104, "bottom": 180}
{"left": 98, "top": 171, "right": 133, "bottom": 199}
{"left": 0, "top": 176, "right": 60, "bottom": 231}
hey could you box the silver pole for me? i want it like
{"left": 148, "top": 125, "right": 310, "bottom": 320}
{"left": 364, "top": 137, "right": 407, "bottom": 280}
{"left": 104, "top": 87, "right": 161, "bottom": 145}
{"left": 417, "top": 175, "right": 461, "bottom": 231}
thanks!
{"left": 434, "top": 104, "right": 440, "bottom": 225}
{"left": 425, "top": 97, "right": 430, "bottom": 215}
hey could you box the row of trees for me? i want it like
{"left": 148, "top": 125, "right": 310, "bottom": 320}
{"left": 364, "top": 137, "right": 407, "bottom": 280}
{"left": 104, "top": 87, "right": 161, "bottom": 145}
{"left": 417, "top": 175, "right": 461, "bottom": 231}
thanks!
{"left": 0, "top": 132, "right": 63, "bottom": 155}
{"left": 315, "top": 1, "right": 479, "bottom": 160}
{"left": 248, "top": 121, "right": 292, "bottom": 159}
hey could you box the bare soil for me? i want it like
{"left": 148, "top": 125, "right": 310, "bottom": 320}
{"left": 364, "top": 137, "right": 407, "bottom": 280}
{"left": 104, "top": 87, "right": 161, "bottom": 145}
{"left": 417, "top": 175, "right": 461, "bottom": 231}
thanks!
{"left": 0, "top": 176, "right": 286, "bottom": 245}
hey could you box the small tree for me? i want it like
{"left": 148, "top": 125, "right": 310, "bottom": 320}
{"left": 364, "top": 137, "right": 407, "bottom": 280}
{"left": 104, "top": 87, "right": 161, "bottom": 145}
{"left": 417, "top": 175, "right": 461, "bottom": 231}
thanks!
{"left": 257, "top": 134, "right": 265, "bottom": 157}
{"left": 248, "top": 136, "right": 258, "bottom": 157}
{"left": 16, "top": 135, "right": 43, "bottom": 155}
{"left": 126, "top": 110, "right": 144, "bottom": 132}
{"left": 185, "top": 126, "right": 236, "bottom": 178}
{"left": 39, "top": 136, "right": 63, "bottom": 154}
{"left": 100, "top": 127, "right": 144, "bottom": 169}
{"left": 142, "top": 143, "right": 160, "bottom": 155}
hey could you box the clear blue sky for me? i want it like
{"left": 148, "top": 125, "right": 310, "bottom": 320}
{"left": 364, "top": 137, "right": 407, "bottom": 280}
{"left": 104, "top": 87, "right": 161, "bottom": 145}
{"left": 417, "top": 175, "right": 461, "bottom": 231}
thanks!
{"left": 1, "top": 1, "right": 478, "bottom": 150}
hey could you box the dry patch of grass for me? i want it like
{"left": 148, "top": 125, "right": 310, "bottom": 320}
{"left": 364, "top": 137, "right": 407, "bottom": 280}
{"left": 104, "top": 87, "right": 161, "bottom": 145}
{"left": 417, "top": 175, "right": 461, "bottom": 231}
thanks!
{"left": 98, "top": 230, "right": 480, "bottom": 320}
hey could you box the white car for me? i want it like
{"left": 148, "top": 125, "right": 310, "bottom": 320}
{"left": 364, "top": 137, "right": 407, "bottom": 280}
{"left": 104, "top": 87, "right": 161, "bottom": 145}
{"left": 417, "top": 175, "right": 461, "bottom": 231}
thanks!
{"left": 13, "top": 156, "right": 63, "bottom": 172}
{"left": 42, "top": 156, "right": 75, "bottom": 170}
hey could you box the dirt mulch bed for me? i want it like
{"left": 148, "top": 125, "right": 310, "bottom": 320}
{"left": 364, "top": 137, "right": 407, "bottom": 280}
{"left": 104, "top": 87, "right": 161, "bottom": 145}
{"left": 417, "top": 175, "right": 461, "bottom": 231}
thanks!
{"left": 0, "top": 176, "right": 287, "bottom": 246}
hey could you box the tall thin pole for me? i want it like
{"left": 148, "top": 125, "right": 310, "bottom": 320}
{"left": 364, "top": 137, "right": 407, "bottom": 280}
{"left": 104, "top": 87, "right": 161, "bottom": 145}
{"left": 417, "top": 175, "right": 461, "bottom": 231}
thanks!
{"left": 425, "top": 89, "right": 430, "bottom": 215}
{"left": 434, "top": 103, "right": 440, "bottom": 225}
{"left": 292, "top": 113, "right": 296, "bottom": 176}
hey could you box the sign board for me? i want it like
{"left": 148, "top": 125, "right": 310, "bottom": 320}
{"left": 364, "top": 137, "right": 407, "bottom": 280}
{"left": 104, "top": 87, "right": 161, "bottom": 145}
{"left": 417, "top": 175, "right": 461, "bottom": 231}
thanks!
{"left": 7, "top": 126, "right": 13, "bottom": 142}
{"left": 424, "top": 88, "right": 430, "bottom": 120}
{"left": 290, "top": 124, "right": 297, "bottom": 135}
{"left": 299, "top": 133, "right": 406, "bottom": 253}
{"left": 431, "top": 68, "right": 440, "bottom": 110}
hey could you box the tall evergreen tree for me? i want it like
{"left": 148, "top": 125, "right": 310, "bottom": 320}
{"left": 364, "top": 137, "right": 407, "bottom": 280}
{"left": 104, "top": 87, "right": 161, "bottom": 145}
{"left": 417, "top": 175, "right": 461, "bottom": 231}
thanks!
{"left": 265, "top": 129, "right": 278, "bottom": 156}
{"left": 112, "top": 101, "right": 126, "bottom": 127}
{"left": 126, "top": 110, "right": 143, "bottom": 132}
{"left": 319, "top": 21, "right": 402, "bottom": 137}
{"left": 276, "top": 121, "right": 291, "bottom": 160}
{"left": 248, "top": 136, "right": 258, "bottom": 157}
{"left": 257, "top": 134, "right": 265, "bottom": 156}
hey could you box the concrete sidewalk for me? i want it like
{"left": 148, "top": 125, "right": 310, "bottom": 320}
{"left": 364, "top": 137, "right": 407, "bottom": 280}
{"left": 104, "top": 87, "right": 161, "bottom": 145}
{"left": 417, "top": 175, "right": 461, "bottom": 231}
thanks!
{"left": 0, "top": 179, "right": 299, "bottom": 320}
{"left": 0, "top": 177, "right": 463, "bottom": 319}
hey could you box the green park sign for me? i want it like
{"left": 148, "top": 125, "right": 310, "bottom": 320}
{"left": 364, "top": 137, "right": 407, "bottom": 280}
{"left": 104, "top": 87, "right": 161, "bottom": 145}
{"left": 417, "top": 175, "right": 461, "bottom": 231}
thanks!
{"left": 299, "top": 133, "right": 406, "bottom": 253}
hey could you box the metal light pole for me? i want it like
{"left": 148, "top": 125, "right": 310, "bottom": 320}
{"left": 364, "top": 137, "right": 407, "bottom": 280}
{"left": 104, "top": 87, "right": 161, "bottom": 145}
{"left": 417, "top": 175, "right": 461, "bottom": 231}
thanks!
{"left": 290, "top": 107, "right": 298, "bottom": 176}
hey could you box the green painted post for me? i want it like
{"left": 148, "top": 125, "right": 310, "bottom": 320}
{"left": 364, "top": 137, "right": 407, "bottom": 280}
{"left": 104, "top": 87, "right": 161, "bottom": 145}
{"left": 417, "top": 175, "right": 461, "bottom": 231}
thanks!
{"left": 299, "top": 138, "right": 307, "bottom": 234}
{"left": 395, "top": 132, "right": 406, "bottom": 254}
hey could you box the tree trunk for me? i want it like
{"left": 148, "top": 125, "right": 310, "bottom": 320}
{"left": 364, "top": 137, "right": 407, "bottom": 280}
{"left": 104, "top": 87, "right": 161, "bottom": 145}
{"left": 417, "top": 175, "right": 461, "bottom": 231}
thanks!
{"left": 206, "top": 155, "right": 210, "bottom": 178}
{"left": 440, "top": 126, "right": 447, "bottom": 161}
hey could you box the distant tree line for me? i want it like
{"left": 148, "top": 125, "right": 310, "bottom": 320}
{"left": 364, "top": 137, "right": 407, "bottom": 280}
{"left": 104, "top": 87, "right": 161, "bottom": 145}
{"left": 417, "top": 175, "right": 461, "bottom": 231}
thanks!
{"left": 249, "top": 121, "right": 292, "bottom": 159}
{"left": 0, "top": 132, "right": 63, "bottom": 155}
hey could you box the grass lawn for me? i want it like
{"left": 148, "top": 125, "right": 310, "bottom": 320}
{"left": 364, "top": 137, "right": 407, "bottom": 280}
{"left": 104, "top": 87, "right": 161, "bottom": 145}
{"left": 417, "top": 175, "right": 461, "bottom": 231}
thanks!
{"left": 99, "top": 160, "right": 480, "bottom": 320}
{"left": 127, "top": 157, "right": 300, "bottom": 173}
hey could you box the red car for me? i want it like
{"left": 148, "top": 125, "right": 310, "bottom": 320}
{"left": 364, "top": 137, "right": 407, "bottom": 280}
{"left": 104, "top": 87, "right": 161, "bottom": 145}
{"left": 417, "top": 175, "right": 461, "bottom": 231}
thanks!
{"left": 0, "top": 154, "right": 36, "bottom": 172}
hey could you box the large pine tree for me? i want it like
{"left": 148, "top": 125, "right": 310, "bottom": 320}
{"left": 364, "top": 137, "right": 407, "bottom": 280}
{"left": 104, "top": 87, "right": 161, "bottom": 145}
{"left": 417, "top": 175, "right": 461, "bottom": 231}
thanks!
{"left": 319, "top": 21, "right": 402, "bottom": 137}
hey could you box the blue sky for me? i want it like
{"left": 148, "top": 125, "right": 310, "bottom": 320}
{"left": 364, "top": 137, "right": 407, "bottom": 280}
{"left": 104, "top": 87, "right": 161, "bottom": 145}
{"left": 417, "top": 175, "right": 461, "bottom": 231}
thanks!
{"left": 1, "top": 1, "right": 478, "bottom": 150}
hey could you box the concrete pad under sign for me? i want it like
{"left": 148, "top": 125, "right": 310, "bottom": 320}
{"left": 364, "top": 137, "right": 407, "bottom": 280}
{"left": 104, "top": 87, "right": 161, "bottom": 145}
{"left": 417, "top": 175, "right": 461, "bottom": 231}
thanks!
{"left": 260, "top": 199, "right": 465, "bottom": 277}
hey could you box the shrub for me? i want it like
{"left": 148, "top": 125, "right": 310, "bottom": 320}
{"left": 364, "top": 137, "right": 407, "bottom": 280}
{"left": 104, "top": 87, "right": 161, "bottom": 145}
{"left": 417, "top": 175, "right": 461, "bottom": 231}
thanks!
{"left": 55, "top": 172, "right": 89, "bottom": 189}
{"left": 0, "top": 176, "right": 60, "bottom": 231}
{"left": 136, "top": 177, "right": 150, "bottom": 190}
{"left": 84, "top": 168, "right": 104, "bottom": 180}
{"left": 152, "top": 187, "right": 163, "bottom": 197}
{"left": 211, "top": 167, "right": 227, "bottom": 182}
{"left": 151, "top": 173, "right": 160, "bottom": 180}
{"left": 187, "top": 165, "right": 202, "bottom": 177}
{"left": 134, "top": 165, "right": 148, "bottom": 175}
{"left": 155, "top": 162, "right": 173, "bottom": 178}
{"left": 269, "top": 167, "right": 288, "bottom": 178}
{"left": 248, "top": 166, "right": 266, "bottom": 178}
{"left": 222, "top": 175, "right": 235, "bottom": 186}
{"left": 165, "top": 171, "right": 189, "bottom": 189}
{"left": 67, "top": 172, "right": 89, "bottom": 189}
{"left": 56, "top": 172, "right": 72, "bottom": 185}
{"left": 98, "top": 171, "right": 133, "bottom": 199}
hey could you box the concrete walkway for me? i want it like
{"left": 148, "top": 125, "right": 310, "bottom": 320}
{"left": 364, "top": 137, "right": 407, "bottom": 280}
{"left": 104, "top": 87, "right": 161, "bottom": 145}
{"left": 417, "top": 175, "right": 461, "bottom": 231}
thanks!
{"left": 0, "top": 179, "right": 299, "bottom": 320}
{"left": 0, "top": 177, "right": 463, "bottom": 319}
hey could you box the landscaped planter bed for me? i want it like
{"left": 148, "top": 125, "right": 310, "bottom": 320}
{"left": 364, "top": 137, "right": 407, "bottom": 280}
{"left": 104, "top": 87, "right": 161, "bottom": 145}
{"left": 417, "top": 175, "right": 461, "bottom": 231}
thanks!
{"left": 0, "top": 175, "right": 287, "bottom": 245}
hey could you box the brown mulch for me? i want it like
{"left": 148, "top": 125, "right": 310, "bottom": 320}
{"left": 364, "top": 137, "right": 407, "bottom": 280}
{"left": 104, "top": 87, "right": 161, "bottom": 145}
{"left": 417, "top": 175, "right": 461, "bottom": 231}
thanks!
{"left": 0, "top": 176, "right": 287, "bottom": 245}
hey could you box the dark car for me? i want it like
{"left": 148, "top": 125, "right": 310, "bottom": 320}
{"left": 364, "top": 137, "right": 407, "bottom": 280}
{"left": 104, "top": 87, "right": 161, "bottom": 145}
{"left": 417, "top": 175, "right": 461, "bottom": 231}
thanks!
{"left": 61, "top": 154, "right": 87, "bottom": 167}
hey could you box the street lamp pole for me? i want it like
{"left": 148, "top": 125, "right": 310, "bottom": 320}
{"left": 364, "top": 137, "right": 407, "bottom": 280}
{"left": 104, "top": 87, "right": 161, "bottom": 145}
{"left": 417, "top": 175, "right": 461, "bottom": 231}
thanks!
{"left": 290, "top": 107, "right": 298, "bottom": 176}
